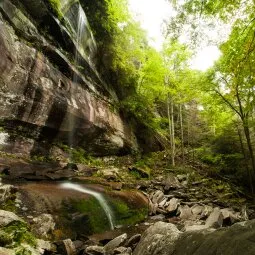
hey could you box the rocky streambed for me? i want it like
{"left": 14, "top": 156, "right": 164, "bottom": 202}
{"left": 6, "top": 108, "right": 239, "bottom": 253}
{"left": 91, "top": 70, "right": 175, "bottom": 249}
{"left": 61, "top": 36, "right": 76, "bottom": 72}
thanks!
{"left": 0, "top": 158, "right": 255, "bottom": 254}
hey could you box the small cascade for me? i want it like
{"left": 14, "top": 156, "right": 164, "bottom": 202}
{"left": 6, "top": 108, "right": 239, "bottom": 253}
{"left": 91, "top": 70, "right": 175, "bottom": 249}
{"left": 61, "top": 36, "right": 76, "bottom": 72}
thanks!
{"left": 65, "top": 3, "right": 97, "bottom": 68}
{"left": 60, "top": 183, "right": 115, "bottom": 230}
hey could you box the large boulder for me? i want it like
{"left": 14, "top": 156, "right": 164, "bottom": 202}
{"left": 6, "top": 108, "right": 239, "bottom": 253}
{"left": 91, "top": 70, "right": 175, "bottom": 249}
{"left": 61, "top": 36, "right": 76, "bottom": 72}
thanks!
{"left": 134, "top": 220, "right": 255, "bottom": 255}
{"left": 133, "top": 222, "right": 181, "bottom": 255}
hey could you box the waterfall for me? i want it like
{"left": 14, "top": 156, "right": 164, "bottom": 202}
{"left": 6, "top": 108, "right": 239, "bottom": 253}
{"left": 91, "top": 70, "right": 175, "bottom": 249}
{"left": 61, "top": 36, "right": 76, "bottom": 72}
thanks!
{"left": 68, "top": 3, "right": 97, "bottom": 150}
{"left": 60, "top": 183, "right": 115, "bottom": 230}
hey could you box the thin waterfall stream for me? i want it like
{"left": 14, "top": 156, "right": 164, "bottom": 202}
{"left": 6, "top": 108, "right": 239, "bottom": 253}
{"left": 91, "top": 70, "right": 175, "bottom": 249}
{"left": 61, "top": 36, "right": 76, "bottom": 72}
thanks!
{"left": 60, "top": 182, "right": 115, "bottom": 230}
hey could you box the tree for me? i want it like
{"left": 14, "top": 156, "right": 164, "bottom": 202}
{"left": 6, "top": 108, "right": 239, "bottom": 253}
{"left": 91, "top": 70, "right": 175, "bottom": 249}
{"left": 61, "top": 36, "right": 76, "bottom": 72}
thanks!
{"left": 205, "top": 15, "right": 255, "bottom": 188}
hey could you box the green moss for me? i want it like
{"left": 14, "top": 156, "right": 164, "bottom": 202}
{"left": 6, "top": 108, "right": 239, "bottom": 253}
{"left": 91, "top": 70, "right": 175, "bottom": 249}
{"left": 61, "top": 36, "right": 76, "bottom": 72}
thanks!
{"left": 47, "top": 0, "right": 63, "bottom": 20}
{"left": 109, "top": 198, "right": 148, "bottom": 226}
{"left": 61, "top": 195, "right": 148, "bottom": 235}
{"left": 63, "top": 198, "right": 110, "bottom": 234}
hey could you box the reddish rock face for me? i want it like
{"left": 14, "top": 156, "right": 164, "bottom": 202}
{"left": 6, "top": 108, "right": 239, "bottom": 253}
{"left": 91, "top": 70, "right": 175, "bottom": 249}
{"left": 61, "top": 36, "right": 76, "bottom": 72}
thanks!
{"left": 0, "top": 4, "right": 138, "bottom": 157}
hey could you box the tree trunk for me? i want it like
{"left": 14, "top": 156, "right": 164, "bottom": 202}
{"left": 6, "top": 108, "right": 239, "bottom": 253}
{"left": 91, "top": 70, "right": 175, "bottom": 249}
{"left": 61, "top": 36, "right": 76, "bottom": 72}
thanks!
{"left": 179, "top": 104, "right": 184, "bottom": 161}
{"left": 237, "top": 124, "right": 253, "bottom": 194}
{"left": 171, "top": 99, "right": 175, "bottom": 166}
{"left": 167, "top": 94, "right": 175, "bottom": 166}
{"left": 242, "top": 118, "right": 255, "bottom": 191}
{"left": 167, "top": 93, "right": 172, "bottom": 152}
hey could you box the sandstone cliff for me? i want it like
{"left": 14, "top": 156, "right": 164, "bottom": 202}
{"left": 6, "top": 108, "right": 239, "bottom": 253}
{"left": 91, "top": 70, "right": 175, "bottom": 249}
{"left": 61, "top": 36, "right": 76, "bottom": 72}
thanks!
{"left": 0, "top": 0, "right": 138, "bottom": 157}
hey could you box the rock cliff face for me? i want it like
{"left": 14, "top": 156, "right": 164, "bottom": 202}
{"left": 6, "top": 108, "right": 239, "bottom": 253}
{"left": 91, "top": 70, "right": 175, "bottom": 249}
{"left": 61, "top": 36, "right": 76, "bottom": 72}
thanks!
{"left": 0, "top": 0, "right": 138, "bottom": 156}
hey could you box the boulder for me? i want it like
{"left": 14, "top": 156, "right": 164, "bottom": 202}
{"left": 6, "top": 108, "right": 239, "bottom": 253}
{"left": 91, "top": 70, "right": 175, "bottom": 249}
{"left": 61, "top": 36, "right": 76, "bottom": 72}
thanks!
{"left": 179, "top": 205, "right": 192, "bottom": 220}
{"left": 32, "top": 214, "right": 55, "bottom": 238}
{"left": 151, "top": 190, "right": 164, "bottom": 204}
{"left": 174, "top": 220, "right": 255, "bottom": 255}
{"left": 134, "top": 220, "right": 255, "bottom": 255}
{"left": 165, "top": 198, "right": 179, "bottom": 213}
{"left": 205, "top": 207, "right": 223, "bottom": 228}
{"left": 133, "top": 222, "right": 181, "bottom": 255}
{"left": 104, "top": 233, "right": 128, "bottom": 255}
{"left": 0, "top": 210, "right": 24, "bottom": 227}
{"left": 191, "top": 205, "right": 204, "bottom": 216}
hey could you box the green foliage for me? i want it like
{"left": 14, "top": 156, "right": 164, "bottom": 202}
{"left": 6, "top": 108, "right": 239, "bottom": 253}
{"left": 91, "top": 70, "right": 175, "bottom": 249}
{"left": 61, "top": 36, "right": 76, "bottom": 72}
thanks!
{"left": 3, "top": 221, "right": 36, "bottom": 247}
{"left": 57, "top": 144, "right": 103, "bottom": 166}
{"left": 0, "top": 221, "right": 37, "bottom": 254}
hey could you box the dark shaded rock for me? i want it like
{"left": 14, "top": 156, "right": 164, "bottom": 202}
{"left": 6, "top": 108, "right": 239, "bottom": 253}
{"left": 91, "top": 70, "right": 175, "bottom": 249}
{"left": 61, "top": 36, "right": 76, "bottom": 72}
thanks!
{"left": 64, "top": 163, "right": 78, "bottom": 171}
{"left": 0, "top": 164, "right": 10, "bottom": 175}
{"left": 104, "top": 233, "right": 127, "bottom": 255}
{"left": 57, "top": 239, "right": 76, "bottom": 255}
{"left": 134, "top": 220, "right": 255, "bottom": 255}
{"left": 175, "top": 221, "right": 255, "bottom": 255}
{"left": 73, "top": 240, "right": 84, "bottom": 251}
{"left": 125, "top": 234, "right": 141, "bottom": 250}
{"left": 220, "top": 208, "right": 239, "bottom": 226}
{"left": 128, "top": 167, "right": 150, "bottom": 178}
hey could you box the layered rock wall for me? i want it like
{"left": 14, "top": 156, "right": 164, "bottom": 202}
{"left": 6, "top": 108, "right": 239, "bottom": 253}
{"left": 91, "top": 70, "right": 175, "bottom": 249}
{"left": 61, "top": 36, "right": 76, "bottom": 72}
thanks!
{"left": 0, "top": 0, "right": 138, "bottom": 156}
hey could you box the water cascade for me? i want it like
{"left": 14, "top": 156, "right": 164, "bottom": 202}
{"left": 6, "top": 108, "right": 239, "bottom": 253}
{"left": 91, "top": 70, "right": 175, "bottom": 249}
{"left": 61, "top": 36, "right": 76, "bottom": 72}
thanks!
{"left": 60, "top": 183, "right": 115, "bottom": 230}
{"left": 67, "top": 3, "right": 99, "bottom": 150}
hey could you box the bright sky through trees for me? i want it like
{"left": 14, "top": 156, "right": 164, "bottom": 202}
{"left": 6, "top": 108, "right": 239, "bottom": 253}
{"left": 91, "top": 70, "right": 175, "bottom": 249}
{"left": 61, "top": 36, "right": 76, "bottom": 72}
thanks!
{"left": 128, "top": 0, "right": 221, "bottom": 71}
